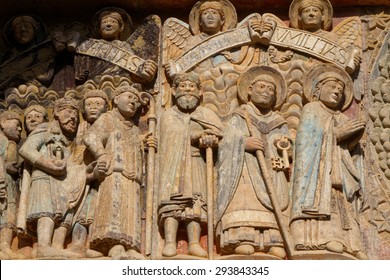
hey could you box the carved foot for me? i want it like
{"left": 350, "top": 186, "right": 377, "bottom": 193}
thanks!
{"left": 162, "top": 242, "right": 177, "bottom": 257}
{"left": 325, "top": 241, "right": 344, "bottom": 254}
{"left": 188, "top": 242, "right": 207, "bottom": 258}
{"left": 234, "top": 244, "right": 254, "bottom": 255}
{"left": 120, "top": 249, "right": 145, "bottom": 260}
{"left": 37, "top": 246, "right": 66, "bottom": 258}
{"left": 0, "top": 243, "right": 25, "bottom": 259}
{"left": 86, "top": 249, "right": 104, "bottom": 258}
{"left": 0, "top": 250, "right": 10, "bottom": 259}
{"left": 108, "top": 245, "right": 125, "bottom": 259}
{"left": 355, "top": 251, "right": 369, "bottom": 260}
{"left": 268, "top": 246, "right": 286, "bottom": 259}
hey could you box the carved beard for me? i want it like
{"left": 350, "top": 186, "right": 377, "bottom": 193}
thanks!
{"left": 176, "top": 95, "right": 199, "bottom": 111}
{"left": 59, "top": 118, "right": 78, "bottom": 136}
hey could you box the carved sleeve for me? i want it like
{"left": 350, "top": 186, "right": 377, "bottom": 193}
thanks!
{"left": 19, "top": 132, "right": 47, "bottom": 166}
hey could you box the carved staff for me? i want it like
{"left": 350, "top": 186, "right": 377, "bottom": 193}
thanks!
{"left": 200, "top": 135, "right": 219, "bottom": 260}
{"left": 243, "top": 112, "right": 295, "bottom": 259}
{"left": 16, "top": 165, "right": 31, "bottom": 233}
{"left": 140, "top": 91, "right": 157, "bottom": 257}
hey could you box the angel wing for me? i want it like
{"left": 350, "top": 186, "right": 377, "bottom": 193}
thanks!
{"left": 127, "top": 15, "right": 161, "bottom": 62}
{"left": 332, "top": 16, "right": 362, "bottom": 51}
{"left": 162, "top": 18, "right": 190, "bottom": 66}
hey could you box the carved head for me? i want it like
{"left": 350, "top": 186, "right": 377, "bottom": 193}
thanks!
{"left": 113, "top": 85, "right": 142, "bottom": 119}
{"left": 172, "top": 73, "right": 202, "bottom": 112}
{"left": 189, "top": 0, "right": 237, "bottom": 35}
{"left": 53, "top": 97, "right": 80, "bottom": 137}
{"left": 99, "top": 11, "right": 125, "bottom": 40}
{"left": 11, "top": 15, "right": 38, "bottom": 45}
{"left": 238, "top": 66, "right": 286, "bottom": 110}
{"left": 304, "top": 64, "right": 353, "bottom": 111}
{"left": 24, "top": 104, "right": 47, "bottom": 134}
{"left": 82, "top": 90, "right": 109, "bottom": 124}
{"left": 0, "top": 110, "right": 22, "bottom": 143}
{"left": 248, "top": 76, "right": 277, "bottom": 109}
{"left": 289, "top": 0, "right": 333, "bottom": 31}
{"left": 199, "top": 1, "right": 225, "bottom": 35}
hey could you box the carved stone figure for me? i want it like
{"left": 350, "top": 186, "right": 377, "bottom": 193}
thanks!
{"left": 0, "top": 15, "right": 56, "bottom": 93}
{"left": 74, "top": 7, "right": 160, "bottom": 86}
{"left": 83, "top": 84, "right": 156, "bottom": 259}
{"left": 18, "top": 97, "right": 85, "bottom": 258}
{"left": 290, "top": 64, "right": 368, "bottom": 260}
{"left": 67, "top": 90, "right": 109, "bottom": 258}
{"left": 23, "top": 105, "right": 48, "bottom": 136}
{"left": 216, "top": 66, "right": 291, "bottom": 259}
{"left": 158, "top": 73, "right": 223, "bottom": 258}
{"left": 0, "top": 111, "right": 22, "bottom": 259}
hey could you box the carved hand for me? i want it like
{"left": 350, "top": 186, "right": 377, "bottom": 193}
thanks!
{"left": 141, "top": 60, "right": 158, "bottom": 81}
{"left": 199, "top": 134, "right": 220, "bottom": 149}
{"left": 96, "top": 154, "right": 111, "bottom": 178}
{"left": 5, "top": 162, "right": 19, "bottom": 176}
{"left": 143, "top": 132, "right": 158, "bottom": 150}
{"left": 334, "top": 119, "right": 365, "bottom": 142}
{"left": 35, "top": 156, "right": 67, "bottom": 177}
{"left": 0, "top": 182, "right": 6, "bottom": 199}
{"left": 245, "top": 136, "right": 264, "bottom": 152}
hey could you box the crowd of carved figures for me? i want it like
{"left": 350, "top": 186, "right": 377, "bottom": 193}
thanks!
{"left": 1, "top": 0, "right": 390, "bottom": 260}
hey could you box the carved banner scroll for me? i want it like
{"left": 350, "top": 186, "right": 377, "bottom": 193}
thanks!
{"left": 169, "top": 24, "right": 356, "bottom": 75}
{"left": 170, "top": 26, "right": 253, "bottom": 75}
{"left": 270, "top": 26, "right": 355, "bottom": 71}
{"left": 76, "top": 38, "right": 146, "bottom": 78}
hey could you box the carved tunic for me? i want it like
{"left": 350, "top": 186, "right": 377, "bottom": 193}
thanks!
{"left": 18, "top": 123, "right": 85, "bottom": 233}
{"left": 290, "top": 101, "right": 365, "bottom": 255}
{"left": 158, "top": 106, "right": 223, "bottom": 224}
{"left": 83, "top": 110, "right": 143, "bottom": 254}
{"left": 216, "top": 104, "right": 290, "bottom": 254}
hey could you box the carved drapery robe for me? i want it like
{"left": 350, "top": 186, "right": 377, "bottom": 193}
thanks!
{"left": 216, "top": 104, "right": 290, "bottom": 254}
{"left": 158, "top": 106, "right": 223, "bottom": 225}
{"left": 290, "top": 101, "right": 365, "bottom": 255}
{"left": 0, "top": 132, "right": 18, "bottom": 233}
{"left": 83, "top": 111, "right": 143, "bottom": 254}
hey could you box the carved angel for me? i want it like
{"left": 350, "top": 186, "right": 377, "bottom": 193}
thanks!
{"left": 73, "top": 7, "right": 161, "bottom": 86}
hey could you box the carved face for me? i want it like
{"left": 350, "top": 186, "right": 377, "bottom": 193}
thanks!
{"left": 25, "top": 109, "right": 45, "bottom": 134}
{"left": 319, "top": 79, "right": 344, "bottom": 109}
{"left": 57, "top": 107, "right": 79, "bottom": 136}
{"left": 12, "top": 20, "right": 35, "bottom": 45}
{"left": 84, "top": 97, "right": 107, "bottom": 124}
{"left": 100, "top": 16, "right": 122, "bottom": 40}
{"left": 114, "top": 91, "right": 141, "bottom": 118}
{"left": 249, "top": 80, "right": 276, "bottom": 109}
{"left": 199, "top": 8, "right": 224, "bottom": 35}
{"left": 175, "top": 80, "right": 201, "bottom": 111}
{"left": 1, "top": 119, "right": 22, "bottom": 143}
{"left": 299, "top": 6, "right": 324, "bottom": 32}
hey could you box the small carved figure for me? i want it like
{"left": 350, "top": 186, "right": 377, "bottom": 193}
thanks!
{"left": 288, "top": 0, "right": 361, "bottom": 73}
{"left": 18, "top": 97, "right": 85, "bottom": 258}
{"left": 216, "top": 66, "right": 291, "bottom": 258}
{"left": 290, "top": 64, "right": 368, "bottom": 259}
{"left": 67, "top": 90, "right": 109, "bottom": 258}
{"left": 158, "top": 73, "right": 223, "bottom": 258}
{"left": 83, "top": 84, "right": 156, "bottom": 259}
{"left": 0, "top": 111, "right": 22, "bottom": 259}
{"left": 0, "top": 15, "right": 55, "bottom": 92}
{"left": 74, "top": 7, "right": 159, "bottom": 85}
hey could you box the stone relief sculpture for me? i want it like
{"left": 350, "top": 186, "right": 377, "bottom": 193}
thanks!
{"left": 18, "top": 97, "right": 86, "bottom": 258}
{"left": 161, "top": 0, "right": 273, "bottom": 119}
{"left": 290, "top": 64, "right": 368, "bottom": 260}
{"left": 0, "top": 111, "right": 22, "bottom": 259}
{"left": 158, "top": 73, "right": 223, "bottom": 259}
{"left": 216, "top": 66, "right": 292, "bottom": 259}
{"left": 0, "top": 0, "right": 389, "bottom": 260}
{"left": 82, "top": 84, "right": 156, "bottom": 260}
{"left": 74, "top": 7, "right": 160, "bottom": 86}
